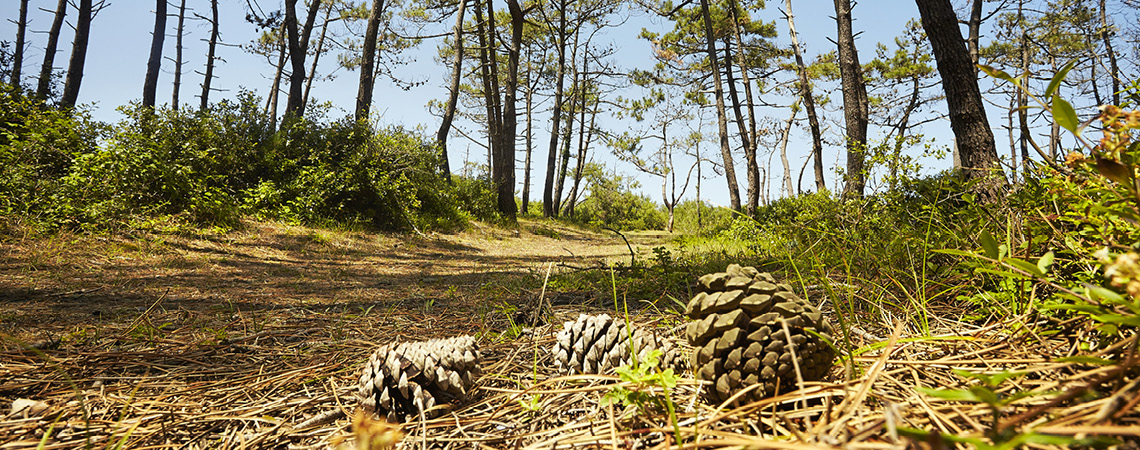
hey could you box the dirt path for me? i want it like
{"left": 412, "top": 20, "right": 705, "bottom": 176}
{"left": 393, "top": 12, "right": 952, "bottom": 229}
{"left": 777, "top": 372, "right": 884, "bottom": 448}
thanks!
{"left": 0, "top": 219, "right": 672, "bottom": 343}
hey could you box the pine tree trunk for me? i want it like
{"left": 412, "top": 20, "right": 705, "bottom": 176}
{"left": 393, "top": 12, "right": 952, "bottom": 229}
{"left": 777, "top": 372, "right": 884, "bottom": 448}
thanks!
{"left": 267, "top": 23, "right": 287, "bottom": 129}
{"left": 199, "top": 0, "right": 219, "bottom": 110}
{"left": 699, "top": 0, "right": 742, "bottom": 210}
{"left": 553, "top": 31, "right": 581, "bottom": 217}
{"left": 36, "top": 0, "right": 68, "bottom": 99}
{"left": 303, "top": 1, "right": 333, "bottom": 109}
{"left": 916, "top": 0, "right": 1006, "bottom": 197}
{"left": 283, "top": 0, "right": 307, "bottom": 119}
{"left": 542, "top": 0, "right": 568, "bottom": 217}
{"left": 10, "top": 0, "right": 29, "bottom": 86}
{"left": 472, "top": 0, "right": 499, "bottom": 177}
{"left": 1099, "top": 0, "right": 1120, "bottom": 105}
{"left": 834, "top": 0, "right": 869, "bottom": 200}
{"left": 784, "top": 0, "right": 825, "bottom": 193}
{"left": 779, "top": 99, "right": 799, "bottom": 197}
{"left": 726, "top": 0, "right": 760, "bottom": 213}
{"left": 522, "top": 74, "right": 534, "bottom": 213}
{"left": 564, "top": 57, "right": 595, "bottom": 218}
{"left": 722, "top": 41, "right": 756, "bottom": 215}
{"left": 356, "top": 0, "right": 384, "bottom": 120}
{"left": 967, "top": 0, "right": 982, "bottom": 66}
{"left": 60, "top": 0, "right": 93, "bottom": 108}
{"left": 437, "top": 0, "right": 467, "bottom": 184}
{"left": 172, "top": 0, "right": 186, "bottom": 111}
{"left": 143, "top": 0, "right": 168, "bottom": 109}
{"left": 497, "top": 0, "right": 523, "bottom": 219}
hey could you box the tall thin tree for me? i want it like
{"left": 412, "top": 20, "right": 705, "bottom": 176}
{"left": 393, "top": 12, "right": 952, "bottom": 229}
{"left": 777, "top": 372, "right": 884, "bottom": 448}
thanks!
{"left": 60, "top": 0, "right": 93, "bottom": 108}
{"left": 356, "top": 0, "right": 384, "bottom": 120}
{"left": 172, "top": 0, "right": 187, "bottom": 110}
{"left": 437, "top": 0, "right": 467, "bottom": 183}
{"left": 143, "top": 0, "right": 168, "bottom": 109}
{"left": 699, "top": 0, "right": 742, "bottom": 210}
{"left": 37, "top": 0, "right": 68, "bottom": 99}
{"left": 542, "top": 0, "right": 568, "bottom": 217}
{"left": 10, "top": 0, "right": 29, "bottom": 86}
{"left": 834, "top": 0, "right": 869, "bottom": 199}
{"left": 199, "top": 0, "right": 219, "bottom": 110}
{"left": 784, "top": 0, "right": 825, "bottom": 192}
{"left": 283, "top": 0, "right": 306, "bottom": 119}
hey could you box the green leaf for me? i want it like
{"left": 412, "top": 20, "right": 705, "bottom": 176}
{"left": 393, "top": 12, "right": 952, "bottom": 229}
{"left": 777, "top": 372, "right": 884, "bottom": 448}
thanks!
{"left": 1096, "top": 158, "right": 1132, "bottom": 185}
{"left": 1087, "top": 285, "right": 1125, "bottom": 303}
{"left": 1045, "top": 60, "right": 1077, "bottom": 98}
{"left": 977, "top": 267, "right": 1033, "bottom": 280}
{"left": 979, "top": 230, "right": 999, "bottom": 260}
{"left": 979, "top": 64, "right": 1015, "bottom": 83}
{"left": 1053, "top": 94, "right": 1080, "bottom": 135}
{"left": 934, "top": 248, "right": 981, "bottom": 258}
{"left": 1037, "top": 251, "right": 1055, "bottom": 275}
{"left": 955, "top": 369, "right": 1027, "bottom": 387}
{"left": 1005, "top": 258, "right": 1046, "bottom": 278}
{"left": 917, "top": 387, "right": 982, "bottom": 402}
{"left": 1054, "top": 355, "right": 1116, "bottom": 365}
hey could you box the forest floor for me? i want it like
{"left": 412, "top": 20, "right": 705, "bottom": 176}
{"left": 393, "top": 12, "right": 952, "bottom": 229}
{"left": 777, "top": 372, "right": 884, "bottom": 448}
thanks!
{"left": 1, "top": 220, "right": 1137, "bottom": 449}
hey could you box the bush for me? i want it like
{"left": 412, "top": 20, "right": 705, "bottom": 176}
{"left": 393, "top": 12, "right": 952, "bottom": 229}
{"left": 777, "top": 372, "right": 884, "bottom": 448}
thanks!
{"left": 571, "top": 168, "right": 665, "bottom": 231}
{"left": 0, "top": 84, "right": 106, "bottom": 231}
{"left": 0, "top": 90, "right": 465, "bottom": 233}
{"left": 669, "top": 199, "right": 735, "bottom": 236}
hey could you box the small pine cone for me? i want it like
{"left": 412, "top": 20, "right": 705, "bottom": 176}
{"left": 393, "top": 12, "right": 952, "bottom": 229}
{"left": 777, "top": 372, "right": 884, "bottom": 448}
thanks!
{"left": 357, "top": 335, "right": 482, "bottom": 422}
{"left": 686, "top": 264, "right": 835, "bottom": 405}
{"left": 552, "top": 313, "right": 682, "bottom": 375}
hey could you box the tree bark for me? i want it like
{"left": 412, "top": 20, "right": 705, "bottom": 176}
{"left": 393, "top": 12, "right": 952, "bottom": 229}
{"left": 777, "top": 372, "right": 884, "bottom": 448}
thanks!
{"left": 283, "top": 0, "right": 308, "bottom": 119}
{"left": 60, "top": 0, "right": 93, "bottom": 108}
{"left": 700, "top": 0, "right": 742, "bottom": 210}
{"left": 723, "top": 41, "right": 757, "bottom": 214}
{"left": 356, "top": 0, "right": 384, "bottom": 121}
{"left": 779, "top": 99, "right": 799, "bottom": 197}
{"left": 303, "top": 2, "right": 334, "bottom": 110}
{"left": 916, "top": 0, "right": 1006, "bottom": 196}
{"left": 542, "top": 0, "right": 568, "bottom": 217}
{"left": 267, "top": 23, "right": 287, "bottom": 128}
{"left": 36, "top": 0, "right": 68, "bottom": 99}
{"left": 725, "top": 0, "right": 760, "bottom": 213}
{"left": 834, "top": 0, "right": 869, "bottom": 200}
{"left": 172, "top": 0, "right": 186, "bottom": 111}
{"left": 143, "top": 0, "right": 168, "bottom": 109}
{"left": 967, "top": 0, "right": 982, "bottom": 66}
{"left": 522, "top": 62, "right": 534, "bottom": 212}
{"left": 784, "top": 0, "right": 825, "bottom": 192}
{"left": 199, "top": 0, "right": 219, "bottom": 110}
{"left": 472, "top": 0, "right": 499, "bottom": 175}
{"left": 1099, "top": 0, "right": 1120, "bottom": 105}
{"left": 10, "top": 0, "right": 29, "bottom": 86}
{"left": 554, "top": 59, "right": 579, "bottom": 216}
{"left": 437, "top": 0, "right": 467, "bottom": 184}
{"left": 496, "top": 0, "right": 524, "bottom": 219}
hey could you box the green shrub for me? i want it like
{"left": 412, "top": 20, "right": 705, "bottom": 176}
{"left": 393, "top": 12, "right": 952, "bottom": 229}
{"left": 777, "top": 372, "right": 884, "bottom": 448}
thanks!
{"left": 571, "top": 168, "right": 665, "bottom": 231}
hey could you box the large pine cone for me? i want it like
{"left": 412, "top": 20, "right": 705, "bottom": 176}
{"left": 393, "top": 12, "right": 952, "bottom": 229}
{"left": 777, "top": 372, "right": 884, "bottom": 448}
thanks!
{"left": 357, "top": 335, "right": 482, "bottom": 422}
{"left": 685, "top": 264, "right": 835, "bottom": 405}
{"left": 552, "top": 313, "right": 682, "bottom": 375}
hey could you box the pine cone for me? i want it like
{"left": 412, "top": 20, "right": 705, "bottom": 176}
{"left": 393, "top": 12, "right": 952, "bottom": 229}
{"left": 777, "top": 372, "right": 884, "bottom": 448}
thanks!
{"left": 552, "top": 313, "right": 682, "bottom": 375}
{"left": 357, "top": 335, "right": 482, "bottom": 422}
{"left": 685, "top": 264, "right": 835, "bottom": 405}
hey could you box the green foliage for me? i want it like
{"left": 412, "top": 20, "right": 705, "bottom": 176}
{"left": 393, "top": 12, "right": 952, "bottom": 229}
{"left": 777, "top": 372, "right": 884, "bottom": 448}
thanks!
{"left": 0, "top": 90, "right": 466, "bottom": 233}
{"left": 570, "top": 167, "right": 665, "bottom": 231}
{"left": 668, "top": 200, "right": 735, "bottom": 236}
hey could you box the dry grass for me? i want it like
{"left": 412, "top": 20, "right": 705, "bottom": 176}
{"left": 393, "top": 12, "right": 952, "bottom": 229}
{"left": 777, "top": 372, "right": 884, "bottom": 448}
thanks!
{"left": 1, "top": 220, "right": 1137, "bottom": 449}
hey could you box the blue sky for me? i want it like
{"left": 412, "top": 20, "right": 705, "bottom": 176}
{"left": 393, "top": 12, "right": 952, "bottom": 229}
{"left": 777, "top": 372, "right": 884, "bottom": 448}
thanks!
{"left": 1, "top": 0, "right": 961, "bottom": 208}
